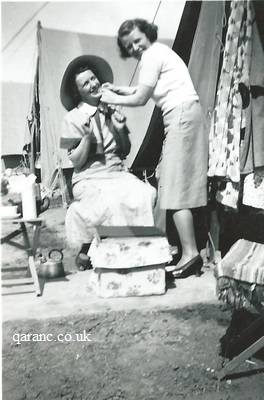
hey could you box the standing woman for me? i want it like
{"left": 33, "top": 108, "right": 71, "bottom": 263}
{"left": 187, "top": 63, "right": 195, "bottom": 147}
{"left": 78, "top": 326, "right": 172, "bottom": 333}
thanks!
{"left": 101, "top": 18, "right": 208, "bottom": 278}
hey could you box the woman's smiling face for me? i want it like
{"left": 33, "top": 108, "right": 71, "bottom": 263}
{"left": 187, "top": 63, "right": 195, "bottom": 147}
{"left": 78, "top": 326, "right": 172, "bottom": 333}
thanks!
{"left": 75, "top": 69, "right": 102, "bottom": 106}
{"left": 120, "top": 27, "right": 152, "bottom": 60}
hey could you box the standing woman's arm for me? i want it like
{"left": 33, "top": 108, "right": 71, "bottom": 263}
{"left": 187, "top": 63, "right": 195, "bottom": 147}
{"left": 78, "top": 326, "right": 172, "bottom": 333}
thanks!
{"left": 102, "top": 83, "right": 137, "bottom": 96}
{"left": 101, "top": 83, "right": 154, "bottom": 107}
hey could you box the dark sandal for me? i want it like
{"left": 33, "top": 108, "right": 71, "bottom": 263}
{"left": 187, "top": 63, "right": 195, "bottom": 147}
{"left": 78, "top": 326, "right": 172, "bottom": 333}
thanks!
{"left": 75, "top": 253, "right": 92, "bottom": 271}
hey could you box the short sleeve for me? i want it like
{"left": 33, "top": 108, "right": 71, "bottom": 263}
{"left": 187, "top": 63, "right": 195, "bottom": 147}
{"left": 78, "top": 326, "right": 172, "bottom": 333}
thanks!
{"left": 138, "top": 47, "right": 162, "bottom": 88}
{"left": 60, "top": 110, "right": 87, "bottom": 149}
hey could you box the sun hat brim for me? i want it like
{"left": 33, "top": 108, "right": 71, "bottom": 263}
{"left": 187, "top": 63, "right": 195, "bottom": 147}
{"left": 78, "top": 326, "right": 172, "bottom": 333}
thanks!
{"left": 60, "top": 55, "right": 114, "bottom": 111}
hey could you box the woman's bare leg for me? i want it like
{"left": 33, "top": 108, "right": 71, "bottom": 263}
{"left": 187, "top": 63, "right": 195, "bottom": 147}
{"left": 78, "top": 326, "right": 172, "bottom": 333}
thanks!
{"left": 172, "top": 209, "right": 199, "bottom": 268}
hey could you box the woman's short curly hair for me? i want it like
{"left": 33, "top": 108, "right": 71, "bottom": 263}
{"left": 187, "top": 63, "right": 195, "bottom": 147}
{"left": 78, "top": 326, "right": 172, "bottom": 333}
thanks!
{"left": 117, "top": 19, "right": 158, "bottom": 59}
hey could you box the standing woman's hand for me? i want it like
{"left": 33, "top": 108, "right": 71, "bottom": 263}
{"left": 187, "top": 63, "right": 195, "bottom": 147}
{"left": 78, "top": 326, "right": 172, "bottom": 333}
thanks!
{"left": 102, "top": 82, "right": 119, "bottom": 93}
{"left": 101, "top": 87, "right": 118, "bottom": 104}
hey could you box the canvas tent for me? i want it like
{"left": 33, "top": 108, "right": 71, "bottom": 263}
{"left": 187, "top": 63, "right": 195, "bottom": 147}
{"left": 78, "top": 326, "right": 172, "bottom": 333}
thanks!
{"left": 2, "top": 1, "right": 263, "bottom": 223}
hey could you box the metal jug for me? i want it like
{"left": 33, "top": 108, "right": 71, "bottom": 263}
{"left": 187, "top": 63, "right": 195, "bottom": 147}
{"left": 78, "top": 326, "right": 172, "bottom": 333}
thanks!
{"left": 37, "top": 249, "right": 65, "bottom": 279}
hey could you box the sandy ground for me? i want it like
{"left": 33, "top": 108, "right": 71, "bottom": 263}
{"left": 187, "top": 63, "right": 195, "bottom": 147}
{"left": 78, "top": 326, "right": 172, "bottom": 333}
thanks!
{"left": 1, "top": 203, "right": 264, "bottom": 400}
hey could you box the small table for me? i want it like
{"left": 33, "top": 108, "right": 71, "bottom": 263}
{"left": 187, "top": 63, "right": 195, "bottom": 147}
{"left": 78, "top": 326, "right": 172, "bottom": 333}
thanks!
{"left": 1, "top": 217, "right": 44, "bottom": 296}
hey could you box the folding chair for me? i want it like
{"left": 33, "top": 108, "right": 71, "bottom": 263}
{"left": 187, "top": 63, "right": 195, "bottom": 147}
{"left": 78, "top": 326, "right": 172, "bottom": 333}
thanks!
{"left": 215, "top": 239, "right": 264, "bottom": 380}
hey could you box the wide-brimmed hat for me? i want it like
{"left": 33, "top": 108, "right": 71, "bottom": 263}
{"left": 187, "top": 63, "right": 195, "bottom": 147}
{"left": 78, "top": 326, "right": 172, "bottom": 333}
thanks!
{"left": 60, "top": 55, "right": 113, "bottom": 111}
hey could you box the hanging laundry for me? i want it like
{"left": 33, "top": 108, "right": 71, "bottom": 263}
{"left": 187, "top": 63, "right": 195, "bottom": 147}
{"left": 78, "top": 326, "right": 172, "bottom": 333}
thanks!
{"left": 208, "top": 0, "right": 252, "bottom": 209}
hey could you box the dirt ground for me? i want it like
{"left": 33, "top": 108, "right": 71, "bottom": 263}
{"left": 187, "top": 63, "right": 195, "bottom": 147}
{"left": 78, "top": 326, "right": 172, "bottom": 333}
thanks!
{"left": 2, "top": 305, "right": 264, "bottom": 400}
{"left": 2, "top": 201, "right": 264, "bottom": 400}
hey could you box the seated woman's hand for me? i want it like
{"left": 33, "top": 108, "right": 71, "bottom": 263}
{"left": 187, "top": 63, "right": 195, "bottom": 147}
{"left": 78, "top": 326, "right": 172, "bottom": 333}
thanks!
{"left": 111, "top": 109, "right": 126, "bottom": 130}
{"left": 82, "top": 117, "right": 93, "bottom": 137}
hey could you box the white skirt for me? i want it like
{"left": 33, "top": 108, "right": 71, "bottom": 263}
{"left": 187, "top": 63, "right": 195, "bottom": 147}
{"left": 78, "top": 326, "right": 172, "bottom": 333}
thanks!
{"left": 65, "top": 172, "right": 156, "bottom": 248}
{"left": 157, "top": 100, "right": 208, "bottom": 209}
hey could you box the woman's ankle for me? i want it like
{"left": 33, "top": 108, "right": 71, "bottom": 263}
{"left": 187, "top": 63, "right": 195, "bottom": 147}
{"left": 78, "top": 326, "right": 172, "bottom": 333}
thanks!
{"left": 79, "top": 243, "right": 91, "bottom": 255}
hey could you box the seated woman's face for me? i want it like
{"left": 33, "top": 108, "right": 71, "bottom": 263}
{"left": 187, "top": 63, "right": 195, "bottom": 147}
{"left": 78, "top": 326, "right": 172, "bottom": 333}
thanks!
{"left": 75, "top": 69, "right": 102, "bottom": 106}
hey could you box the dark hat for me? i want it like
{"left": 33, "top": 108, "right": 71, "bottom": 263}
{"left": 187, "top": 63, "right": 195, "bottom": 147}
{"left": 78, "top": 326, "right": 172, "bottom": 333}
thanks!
{"left": 60, "top": 55, "right": 114, "bottom": 111}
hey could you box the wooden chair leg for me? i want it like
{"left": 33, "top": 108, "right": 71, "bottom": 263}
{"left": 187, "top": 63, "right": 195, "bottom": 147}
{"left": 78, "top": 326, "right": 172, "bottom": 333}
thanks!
{"left": 217, "top": 336, "right": 264, "bottom": 380}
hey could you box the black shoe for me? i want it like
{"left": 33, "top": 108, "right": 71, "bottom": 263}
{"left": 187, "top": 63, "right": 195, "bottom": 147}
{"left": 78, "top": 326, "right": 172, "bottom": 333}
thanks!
{"left": 165, "top": 253, "right": 181, "bottom": 272}
{"left": 172, "top": 255, "right": 203, "bottom": 279}
{"left": 75, "top": 253, "right": 92, "bottom": 271}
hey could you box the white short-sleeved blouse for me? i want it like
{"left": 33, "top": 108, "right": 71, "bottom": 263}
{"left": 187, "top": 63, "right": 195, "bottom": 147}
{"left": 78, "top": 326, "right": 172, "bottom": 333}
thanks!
{"left": 138, "top": 42, "right": 198, "bottom": 115}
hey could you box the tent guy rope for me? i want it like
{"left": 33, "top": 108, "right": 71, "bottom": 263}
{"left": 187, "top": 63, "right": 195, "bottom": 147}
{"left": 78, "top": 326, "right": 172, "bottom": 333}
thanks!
{"left": 2, "top": 2, "right": 49, "bottom": 52}
{"left": 128, "top": 1, "right": 162, "bottom": 87}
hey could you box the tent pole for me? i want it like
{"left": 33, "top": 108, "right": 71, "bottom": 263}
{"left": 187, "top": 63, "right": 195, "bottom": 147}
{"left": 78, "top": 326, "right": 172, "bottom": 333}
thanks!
{"left": 30, "top": 124, "right": 36, "bottom": 175}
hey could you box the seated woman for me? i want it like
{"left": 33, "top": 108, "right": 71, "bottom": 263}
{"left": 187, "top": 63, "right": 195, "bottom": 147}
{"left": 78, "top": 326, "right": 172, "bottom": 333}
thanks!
{"left": 60, "top": 55, "right": 156, "bottom": 270}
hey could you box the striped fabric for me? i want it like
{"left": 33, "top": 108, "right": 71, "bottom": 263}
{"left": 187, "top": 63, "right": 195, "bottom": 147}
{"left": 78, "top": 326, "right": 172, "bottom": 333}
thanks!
{"left": 216, "top": 239, "right": 264, "bottom": 285}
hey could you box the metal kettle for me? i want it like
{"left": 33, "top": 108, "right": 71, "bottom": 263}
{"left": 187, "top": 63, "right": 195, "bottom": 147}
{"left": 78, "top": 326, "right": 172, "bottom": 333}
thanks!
{"left": 37, "top": 249, "right": 65, "bottom": 279}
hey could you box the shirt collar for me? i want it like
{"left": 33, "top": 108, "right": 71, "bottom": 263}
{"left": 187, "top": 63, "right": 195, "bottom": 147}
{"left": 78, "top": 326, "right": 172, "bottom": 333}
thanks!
{"left": 78, "top": 101, "right": 107, "bottom": 117}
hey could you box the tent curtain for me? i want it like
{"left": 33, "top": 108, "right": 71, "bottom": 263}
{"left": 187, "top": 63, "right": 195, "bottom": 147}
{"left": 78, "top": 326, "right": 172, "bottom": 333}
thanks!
{"left": 188, "top": 1, "right": 225, "bottom": 129}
